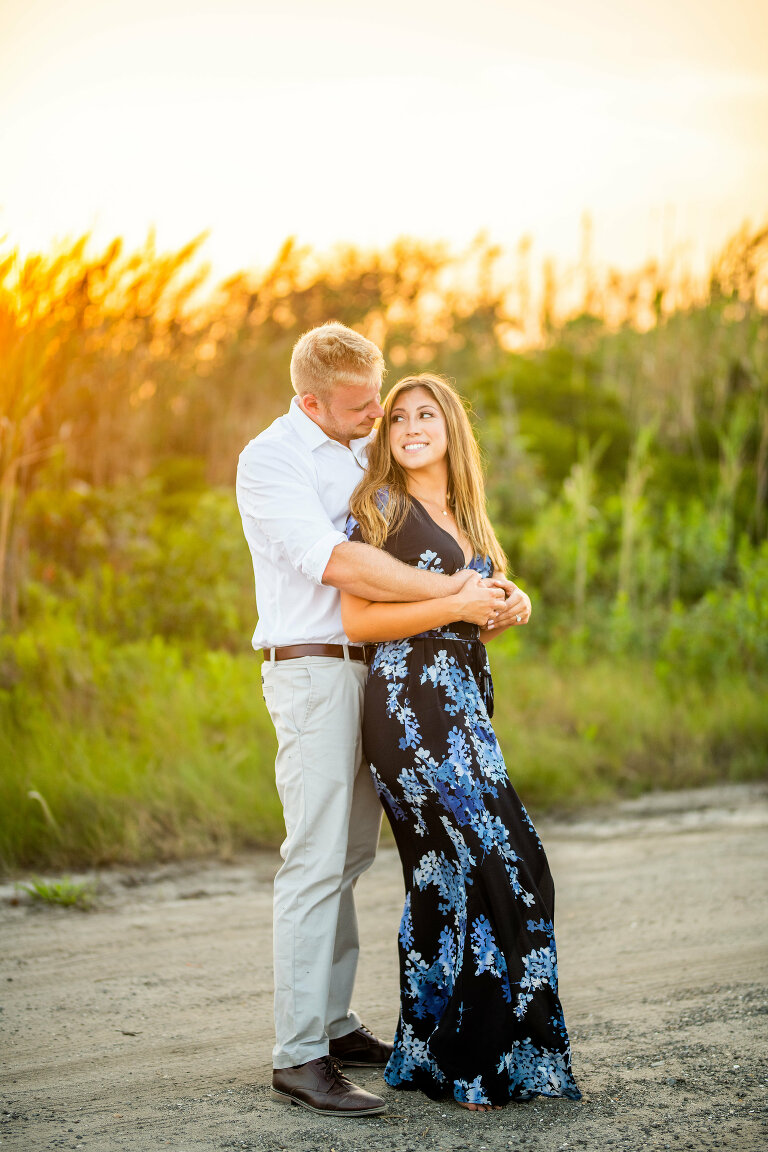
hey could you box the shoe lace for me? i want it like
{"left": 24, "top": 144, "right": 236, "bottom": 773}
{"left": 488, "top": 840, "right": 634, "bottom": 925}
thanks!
{"left": 319, "top": 1055, "right": 344, "bottom": 1081}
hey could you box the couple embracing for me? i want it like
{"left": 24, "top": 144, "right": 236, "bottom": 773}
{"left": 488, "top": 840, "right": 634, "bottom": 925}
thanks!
{"left": 236, "top": 322, "right": 580, "bottom": 1117}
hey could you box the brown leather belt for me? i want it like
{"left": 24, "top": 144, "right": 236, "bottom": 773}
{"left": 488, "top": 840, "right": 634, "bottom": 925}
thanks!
{"left": 262, "top": 643, "right": 371, "bottom": 663}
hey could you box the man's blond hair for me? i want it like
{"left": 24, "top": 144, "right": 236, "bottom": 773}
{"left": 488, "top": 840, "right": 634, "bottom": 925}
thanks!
{"left": 290, "top": 322, "right": 385, "bottom": 403}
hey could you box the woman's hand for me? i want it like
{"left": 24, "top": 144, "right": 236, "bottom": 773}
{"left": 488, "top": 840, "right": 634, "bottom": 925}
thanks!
{"left": 484, "top": 576, "right": 532, "bottom": 629}
{"left": 450, "top": 572, "right": 505, "bottom": 627}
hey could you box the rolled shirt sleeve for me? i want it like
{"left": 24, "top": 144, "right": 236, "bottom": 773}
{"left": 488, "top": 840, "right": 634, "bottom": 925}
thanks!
{"left": 236, "top": 441, "right": 346, "bottom": 585}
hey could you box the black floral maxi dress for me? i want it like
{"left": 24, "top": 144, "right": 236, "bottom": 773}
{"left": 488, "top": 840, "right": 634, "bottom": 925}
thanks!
{"left": 346, "top": 497, "right": 581, "bottom": 1108}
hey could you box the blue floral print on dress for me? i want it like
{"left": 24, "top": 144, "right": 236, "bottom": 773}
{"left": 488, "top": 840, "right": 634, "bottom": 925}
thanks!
{"left": 348, "top": 497, "right": 580, "bottom": 1106}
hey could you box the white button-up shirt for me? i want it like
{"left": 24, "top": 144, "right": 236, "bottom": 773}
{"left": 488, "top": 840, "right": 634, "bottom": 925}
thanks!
{"left": 236, "top": 397, "right": 371, "bottom": 649}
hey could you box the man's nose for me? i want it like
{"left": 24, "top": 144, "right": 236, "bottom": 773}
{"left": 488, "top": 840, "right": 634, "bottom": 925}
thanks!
{"left": 371, "top": 401, "right": 385, "bottom": 419}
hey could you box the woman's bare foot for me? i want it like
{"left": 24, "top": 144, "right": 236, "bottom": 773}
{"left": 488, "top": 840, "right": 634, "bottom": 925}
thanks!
{"left": 458, "top": 1101, "right": 503, "bottom": 1111}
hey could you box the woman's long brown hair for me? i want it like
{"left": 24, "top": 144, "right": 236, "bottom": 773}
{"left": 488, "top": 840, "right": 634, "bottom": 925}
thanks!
{"left": 349, "top": 373, "right": 506, "bottom": 573}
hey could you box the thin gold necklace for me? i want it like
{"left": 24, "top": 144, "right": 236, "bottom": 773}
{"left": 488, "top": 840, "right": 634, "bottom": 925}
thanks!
{"left": 412, "top": 489, "right": 451, "bottom": 517}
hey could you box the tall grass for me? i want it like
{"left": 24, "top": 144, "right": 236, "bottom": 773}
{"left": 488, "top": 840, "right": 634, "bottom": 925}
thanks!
{"left": 490, "top": 638, "right": 768, "bottom": 808}
{"left": 0, "top": 620, "right": 281, "bottom": 872}
{"left": 1, "top": 224, "right": 766, "bottom": 872}
{"left": 2, "top": 621, "right": 765, "bottom": 873}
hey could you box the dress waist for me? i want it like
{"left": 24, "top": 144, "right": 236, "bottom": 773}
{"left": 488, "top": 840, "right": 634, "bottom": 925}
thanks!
{"left": 412, "top": 621, "right": 480, "bottom": 643}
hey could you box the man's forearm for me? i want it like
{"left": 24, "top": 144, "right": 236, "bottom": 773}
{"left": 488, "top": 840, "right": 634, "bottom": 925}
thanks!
{"left": 323, "top": 541, "right": 464, "bottom": 601}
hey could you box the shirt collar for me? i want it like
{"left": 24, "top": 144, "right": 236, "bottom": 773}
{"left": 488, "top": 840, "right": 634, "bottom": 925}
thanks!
{"left": 350, "top": 431, "right": 372, "bottom": 466}
{"left": 288, "top": 397, "right": 372, "bottom": 464}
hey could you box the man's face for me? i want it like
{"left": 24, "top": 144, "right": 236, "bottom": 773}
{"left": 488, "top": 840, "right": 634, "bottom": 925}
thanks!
{"left": 304, "top": 374, "right": 385, "bottom": 446}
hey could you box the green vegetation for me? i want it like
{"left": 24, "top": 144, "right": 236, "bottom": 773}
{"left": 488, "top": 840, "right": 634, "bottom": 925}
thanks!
{"left": 0, "top": 620, "right": 282, "bottom": 870}
{"left": 19, "top": 875, "right": 96, "bottom": 909}
{"left": 2, "top": 622, "right": 765, "bottom": 872}
{"left": 1, "top": 225, "right": 766, "bottom": 873}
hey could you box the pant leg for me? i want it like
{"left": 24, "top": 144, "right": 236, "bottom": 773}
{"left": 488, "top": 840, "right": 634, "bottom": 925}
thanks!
{"left": 261, "top": 655, "right": 380, "bottom": 1069}
{"left": 325, "top": 744, "right": 382, "bottom": 1040}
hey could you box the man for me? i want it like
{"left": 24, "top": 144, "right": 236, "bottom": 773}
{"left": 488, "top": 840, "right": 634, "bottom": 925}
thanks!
{"left": 236, "top": 322, "right": 526, "bottom": 1117}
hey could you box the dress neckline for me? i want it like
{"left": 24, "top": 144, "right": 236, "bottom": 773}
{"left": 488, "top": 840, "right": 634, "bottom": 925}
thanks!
{"left": 410, "top": 495, "right": 473, "bottom": 568}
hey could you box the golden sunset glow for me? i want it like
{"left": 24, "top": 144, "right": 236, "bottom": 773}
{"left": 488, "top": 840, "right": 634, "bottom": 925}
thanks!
{"left": 1, "top": 0, "right": 767, "bottom": 279}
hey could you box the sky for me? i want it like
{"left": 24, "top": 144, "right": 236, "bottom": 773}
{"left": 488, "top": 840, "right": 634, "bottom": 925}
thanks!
{"left": 1, "top": 0, "right": 767, "bottom": 284}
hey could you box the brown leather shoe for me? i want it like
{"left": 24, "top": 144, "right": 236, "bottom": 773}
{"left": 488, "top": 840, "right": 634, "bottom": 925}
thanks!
{"left": 329, "top": 1024, "right": 393, "bottom": 1067}
{"left": 271, "top": 1055, "right": 385, "bottom": 1116}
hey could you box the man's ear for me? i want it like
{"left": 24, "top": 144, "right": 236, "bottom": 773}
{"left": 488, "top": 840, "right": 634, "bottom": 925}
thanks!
{"left": 300, "top": 392, "right": 322, "bottom": 419}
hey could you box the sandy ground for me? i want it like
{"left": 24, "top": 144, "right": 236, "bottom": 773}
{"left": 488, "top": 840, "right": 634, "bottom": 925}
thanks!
{"left": 1, "top": 783, "right": 767, "bottom": 1152}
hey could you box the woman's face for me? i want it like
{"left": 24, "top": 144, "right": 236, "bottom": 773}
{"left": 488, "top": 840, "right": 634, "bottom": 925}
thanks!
{"left": 388, "top": 386, "right": 448, "bottom": 475}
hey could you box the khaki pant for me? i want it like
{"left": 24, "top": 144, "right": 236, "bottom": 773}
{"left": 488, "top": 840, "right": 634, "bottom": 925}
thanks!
{"left": 261, "top": 653, "right": 382, "bottom": 1069}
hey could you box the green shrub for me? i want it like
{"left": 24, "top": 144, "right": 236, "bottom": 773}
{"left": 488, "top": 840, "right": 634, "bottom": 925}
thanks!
{"left": 23, "top": 478, "right": 255, "bottom": 650}
{"left": 658, "top": 539, "right": 768, "bottom": 681}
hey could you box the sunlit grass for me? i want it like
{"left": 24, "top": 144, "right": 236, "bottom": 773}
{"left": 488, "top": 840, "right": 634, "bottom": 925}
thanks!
{"left": 1, "top": 224, "right": 766, "bottom": 873}
{"left": 1, "top": 628, "right": 765, "bottom": 874}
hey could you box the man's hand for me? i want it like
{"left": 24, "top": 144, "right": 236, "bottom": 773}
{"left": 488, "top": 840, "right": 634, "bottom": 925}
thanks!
{"left": 451, "top": 572, "right": 506, "bottom": 627}
{"left": 448, "top": 568, "right": 478, "bottom": 591}
{"left": 483, "top": 576, "right": 532, "bottom": 629}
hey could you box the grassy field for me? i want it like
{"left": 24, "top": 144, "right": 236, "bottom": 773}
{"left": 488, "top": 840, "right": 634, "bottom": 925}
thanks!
{"left": 2, "top": 624, "right": 765, "bottom": 874}
{"left": 2, "top": 227, "right": 767, "bottom": 874}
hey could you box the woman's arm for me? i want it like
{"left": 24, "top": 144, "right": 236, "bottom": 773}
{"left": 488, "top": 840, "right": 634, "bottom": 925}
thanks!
{"left": 479, "top": 573, "right": 532, "bottom": 643}
{"left": 341, "top": 573, "right": 504, "bottom": 643}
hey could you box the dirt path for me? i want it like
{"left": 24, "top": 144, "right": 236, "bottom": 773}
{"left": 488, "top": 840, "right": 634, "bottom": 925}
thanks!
{"left": 2, "top": 784, "right": 767, "bottom": 1152}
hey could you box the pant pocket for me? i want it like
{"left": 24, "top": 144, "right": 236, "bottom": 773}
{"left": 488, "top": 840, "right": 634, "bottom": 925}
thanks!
{"left": 290, "top": 665, "right": 315, "bottom": 734}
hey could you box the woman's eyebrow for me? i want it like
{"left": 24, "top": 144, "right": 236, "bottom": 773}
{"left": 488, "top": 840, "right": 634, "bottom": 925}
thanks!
{"left": 390, "top": 404, "right": 436, "bottom": 415}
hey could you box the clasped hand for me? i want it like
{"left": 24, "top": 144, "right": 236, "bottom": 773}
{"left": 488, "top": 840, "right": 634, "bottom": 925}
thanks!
{"left": 483, "top": 575, "right": 532, "bottom": 628}
{"left": 449, "top": 570, "right": 532, "bottom": 630}
{"left": 450, "top": 571, "right": 504, "bottom": 627}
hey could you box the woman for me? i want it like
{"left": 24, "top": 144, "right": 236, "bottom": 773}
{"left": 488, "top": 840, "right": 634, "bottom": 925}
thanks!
{"left": 341, "top": 374, "right": 581, "bottom": 1112}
